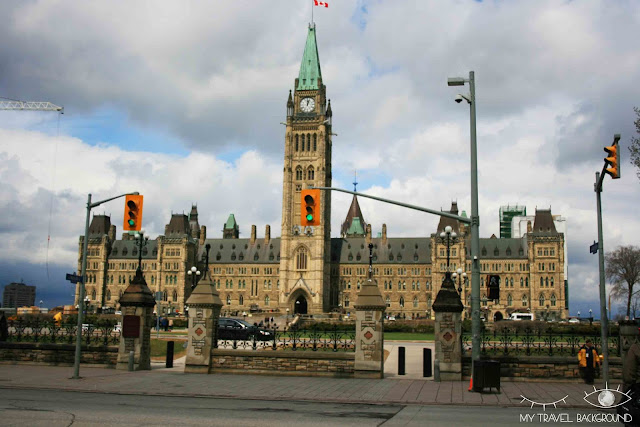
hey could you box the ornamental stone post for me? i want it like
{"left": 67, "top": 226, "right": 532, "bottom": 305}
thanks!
{"left": 432, "top": 272, "right": 464, "bottom": 381}
{"left": 116, "top": 270, "right": 155, "bottom": 371}
{"left": 184, "top": 271, "right": 222, "bottom": 374}
{"left": 619, "top": 320, "right": 639, "bottom": 361}
{"left": 354, "top": 243, "right": 386, "bottom": 379}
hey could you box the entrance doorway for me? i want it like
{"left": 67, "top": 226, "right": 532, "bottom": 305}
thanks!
{"left": 493, "top": 311, "right": 504, "bottom": 322}
{"left": 294, "top": 295, "right": 308, "bottom": 314}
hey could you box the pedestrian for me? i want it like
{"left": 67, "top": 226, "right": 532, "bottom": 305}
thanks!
{"left": 619, "top": 341, "right": 640, "bottom": 424}
{"left": 168, "top": 318, "right": 173, "bottom": 331}
{"left": 162, "top": 317, "right": 169, "bottom": 332}
{"left": 578, "top": 339, "right": 600, "bottom": 385}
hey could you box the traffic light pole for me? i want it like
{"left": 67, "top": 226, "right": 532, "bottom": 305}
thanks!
{"left": 73, "top": 191, "right": 139, "bottom": 379}
{"left": 594, "top": 169, "right": 610, "bottom": 385}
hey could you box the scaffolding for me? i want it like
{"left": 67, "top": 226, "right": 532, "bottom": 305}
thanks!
{"left": 499, "top": 205, "right": 526, "bottom": 238}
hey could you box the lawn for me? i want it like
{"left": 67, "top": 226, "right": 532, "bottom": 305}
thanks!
{"left": 384, "top": 332, "right": 434, "bottom": 341}
{"left": 151, "top": 338, "right": 187, "bottom": 359}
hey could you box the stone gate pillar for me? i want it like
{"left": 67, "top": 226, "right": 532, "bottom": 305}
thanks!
{"left": 354, "top": 244, "right": 386, "bottom": 379}
{"left": 184, "top": 271, "right": 222, "bottom": 374}
{"left": 116, "top": 270, "right": 155, "bottom": 371}
{"left": 619, "top": 320, "right": 639, "bottom": 361}
{"left": 432, "top": 272, "right": 464, "bottom": 381}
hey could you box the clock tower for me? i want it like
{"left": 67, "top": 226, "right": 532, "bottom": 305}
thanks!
{"left": 279, "top": 24, "right": 333, "bottom": 314}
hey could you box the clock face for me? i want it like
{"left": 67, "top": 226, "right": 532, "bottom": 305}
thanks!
{"left": 300, "top": 97, "right": 315, "bottom": 113}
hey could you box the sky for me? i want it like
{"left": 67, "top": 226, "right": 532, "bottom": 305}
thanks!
{"left": 0, "top": 0, "right": 639, "bottom": 317}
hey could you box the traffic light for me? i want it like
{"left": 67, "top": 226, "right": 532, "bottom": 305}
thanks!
{"left": 123, "top": 195, "right": 144, "bottom": 231}
{"left": 604, "top": 138, "right": 620, "bottom": 179}
{"left": 300, "top": 189, "right": 320, "bottom": 226}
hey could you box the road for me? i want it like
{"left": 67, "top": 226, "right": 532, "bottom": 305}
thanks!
{"left": 0, "top": 389, "right": 623, "bottom": 426}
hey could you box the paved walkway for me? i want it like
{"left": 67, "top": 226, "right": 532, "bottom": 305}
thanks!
{"left": 0, "top": 356, "right": 618, "bottom": 410}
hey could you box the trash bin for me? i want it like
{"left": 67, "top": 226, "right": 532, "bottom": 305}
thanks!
{"left": 473, "top": 359, "right": 500, "bottom": 392}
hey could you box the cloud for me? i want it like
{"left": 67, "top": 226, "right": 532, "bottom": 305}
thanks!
{"left": 1, "top": 0, "right": 639, "bottom": 315}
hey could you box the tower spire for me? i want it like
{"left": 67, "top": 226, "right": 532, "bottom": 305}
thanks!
{"left": 353, "top": 170, "right": 358, "bottom": 192}
{"left": 297, "top": 24, "right": 322, "bottom": 90}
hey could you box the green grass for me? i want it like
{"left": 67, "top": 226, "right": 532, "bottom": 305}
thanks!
{"left": 150, "top": 338, "right": 187, "bottom": 358}
{"left": 384, "top": 332, "right": 434, "bottom": 341}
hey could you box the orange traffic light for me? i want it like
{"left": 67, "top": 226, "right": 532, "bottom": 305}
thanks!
{"left": 604, "top": 141, "right": 620, "bottom": 179}
{"left": 300, "top": 189, "right": 320, "bottom": 226}
{"left": 123, "top": 195, "right": 144, "bottom": 231}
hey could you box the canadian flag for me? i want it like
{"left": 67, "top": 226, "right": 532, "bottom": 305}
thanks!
{"left": 314, "top": 0, "right": 328, "bottom": 7}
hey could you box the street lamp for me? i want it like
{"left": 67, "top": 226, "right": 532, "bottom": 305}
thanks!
{"left": 448, "top": 71, "right": 481, "bottom": 363}
{"left": 589, "top": 308, "right": 593, "bottom": 326}
{"left": 187, "top": 266, "right": 201, "bottom": 289}
{"left": 439, "top": 225, "right": 457, "bottom": 272}
{"left": 39, "top": 300, "right": 43, "bottom": 310}
{"left": 84, "top": 296, "right": 90, "bottom": 316}
{"left": 286, "top": 308, "right": 290, "bottom": 325}
{"left": 452, "top": 267, "right": 467, "bottom": 294}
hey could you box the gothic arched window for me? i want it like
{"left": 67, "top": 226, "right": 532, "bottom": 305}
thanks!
{"left": 295, "top": 134, "right": 299, "bottom": 151}
{"left": 399, "top": 297, "right": 405, "bottom": 308}
{"left": 296, "top": 166, "right": 303, "bottom": 180}
{"left": 307, "top": 166, "right": 314, "bottom": 180}
{"left": 413, "top": 297, "right": 418, "bottom": 308}
{"left": 307, "top": 133, "right": 311, "bottom": 151}
{"left": 385, "top": 296, "right": 391, "bottom": 307}
{"left": 507, "top": 294, "right": 513, "bottom": 306}
{"left": 239, "top": 295, "right": 244, "bottom": 305}
{"left": 520, "top": 278, "right": 524, "bottom": 287}
{"left": 539, "top": 293, "right": 545, "bottom": 306}
{"left": 265, "top": 295, "right": 270, "bottom": 306}
{"left": 91, "top": 289, "right": 96, "bottom": 300}
{"left": 550, "top": 293, "right": 557, "bottom": 306}
{"left": 313, "top": 133, "right": 317, "bottom": 151}
{"left": 522, "top": 294, "right": 528, "bottom": 306}
{"left": 107, "top": 290, "right": 111, "bottom": 301}
{"left": 296, "top": 247, "right": 308, "bottom": 270}
{"left": 301, "top": 134, "right": 305, "bottom": 151}
{"left": 172, "top": 290, "right": 177, "bottom": 302}
{"left": 226, "top": 295, "right": 231, "bottom": 305}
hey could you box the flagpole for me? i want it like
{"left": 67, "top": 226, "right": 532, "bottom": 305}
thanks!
{"left": 312, "top": 0, "right": 314, "bottom": 25}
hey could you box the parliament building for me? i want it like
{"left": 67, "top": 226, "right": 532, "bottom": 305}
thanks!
{"left": 76, "top": 25, "right": 568, "bottom": 322}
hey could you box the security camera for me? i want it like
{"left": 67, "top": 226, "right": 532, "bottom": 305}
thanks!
{"left": 455, "top": 94, "right": 464, "bottom": 103}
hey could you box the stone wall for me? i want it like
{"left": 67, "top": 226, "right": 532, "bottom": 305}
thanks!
{"left": 211, "top": 349, "right": 355, "bottom": 377}
{"left": 462, "top": 356, "right": 622, "bottom": 381}
{"left": 0, "top": 342, "right": 118, "bottom": 367}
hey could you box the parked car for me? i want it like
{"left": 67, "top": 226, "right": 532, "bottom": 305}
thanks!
{"left": 568, "top": 318, "right": 580, "bottom": 324}
{"left": 218, "top": 318, "right": 273, "bottom": 341}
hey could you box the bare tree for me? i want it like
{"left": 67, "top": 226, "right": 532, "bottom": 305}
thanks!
{"left": 631, "top": 107, "right": 640, "bottom": 181}
{"left": 607, "top": 245, "right": 640, "bottom": 318}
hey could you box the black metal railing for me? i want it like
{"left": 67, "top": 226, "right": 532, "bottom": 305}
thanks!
{"left": 216, "top": 324, "right": 356, "bottom": 352}
{"left": 461, "top": 327, "right": 620, "bottom": 357}
{"left": 5, "top": 318, "right": 120, "bottom": 346}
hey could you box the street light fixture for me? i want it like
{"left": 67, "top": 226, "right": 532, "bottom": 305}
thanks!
{"left": 452, "top": 268, "right": 467, "bottom": 294}
{"left": 439, "top": 225, "right": 457, "bottom": 272}
{"left": 589, "top": 308, "right": 593, "bottom": 326}
{"left": 448, "top": 71, "right": 481, "bottom": 363}
{"left": 187, "top": 266, "right": 201, "bottom": 289}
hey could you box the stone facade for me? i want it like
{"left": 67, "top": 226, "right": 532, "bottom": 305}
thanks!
{"left": 0, "top": 342, "right": 117, "bottom": 366}
{"left": 76, "top": 24, "right": 568, "bottom": 321}
{"left": 211, "top": 349, "right": 354, "bottom": 377}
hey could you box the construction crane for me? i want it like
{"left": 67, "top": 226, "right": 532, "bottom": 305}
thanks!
{"left": 0, "top": 99, "right": 63, "bottom": 113}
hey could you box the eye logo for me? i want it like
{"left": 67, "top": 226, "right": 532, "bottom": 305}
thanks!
{"left": 520, "top": 395, "right": 568, "bottom": 411}
{"left": 583, "top": 383, "right": 632, "bottom": 409}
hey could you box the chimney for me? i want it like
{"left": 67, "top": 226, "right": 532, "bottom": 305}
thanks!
{"left": 200, "top": 225, "right": 207, "bottom": 245}
{"left": 165, "top": 224, "right": 169, "bottom": 236}
{"left": 527, "top": 220, "right": 532, "bottom": 234}
{"left": 108, "top": 224, "right": 116, "bottom": 242}
{"left": 265, "top": 225, "right": 271, "bottom": 245}
{"left": 382, "top": 224, "right": 387, "bottom": 245}
{"left": 366, "top": 224, "right": 372, "bottom": 245}
{"left": 250, "top": 225, "right": 257, "bottom": 244}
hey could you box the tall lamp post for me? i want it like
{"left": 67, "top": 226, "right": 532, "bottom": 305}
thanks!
{"left": 73, "top": 191, "right": 139, "bottom": 380}
{"left": 589, "top": 308, "right": 593, "bottom": 326}
{"left": 452, "top": 268, "right": 467, "bottom": 294}
{"left": 448, "top": 71, "right": 480, "bottom": 363}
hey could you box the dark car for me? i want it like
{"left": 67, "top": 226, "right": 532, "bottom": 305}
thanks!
{"left": 217, "top": 318, "right": 273, "bottom": 341}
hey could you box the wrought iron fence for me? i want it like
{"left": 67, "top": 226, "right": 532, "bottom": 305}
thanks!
{"left": 216, "top": 324, "right": 356, "bottom": 352}
{"left": 461, "top": 327, "right": 620, "bottom": 357}
{"left": 5, "top": 319, "right": 120, "bottom": 346}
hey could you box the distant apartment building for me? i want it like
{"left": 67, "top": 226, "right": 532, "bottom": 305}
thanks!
{"left": 2, "top": 282, "right": 36, "bottom": 308}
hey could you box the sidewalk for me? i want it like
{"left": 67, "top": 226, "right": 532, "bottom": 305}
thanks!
{"left": 0, "top": 358, "right": 616, "bottom": 409}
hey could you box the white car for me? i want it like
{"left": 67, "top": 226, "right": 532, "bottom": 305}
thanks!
{"left": 568, "top": 318, "right": 580, "bottom": 324}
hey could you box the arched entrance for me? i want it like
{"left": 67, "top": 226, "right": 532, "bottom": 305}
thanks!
{"left": 493, "top": 311, "right": 504, "bottom": 322}
{"left": 294, "top": 295, "right": 308, "bottom": 314}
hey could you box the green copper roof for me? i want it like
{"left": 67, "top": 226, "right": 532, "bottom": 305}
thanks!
{"left": 297, "top": 25, "right": 322, "bottom": 90}
{"left": 225, "top": 214, "right": 237, "bottom": 229}
{"left": 346, "top": 217, "right": 365, "bottom": 236}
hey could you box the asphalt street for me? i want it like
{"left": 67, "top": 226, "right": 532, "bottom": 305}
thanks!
{"left": 0, "top": 389, "right": 624, "bottom": 427}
